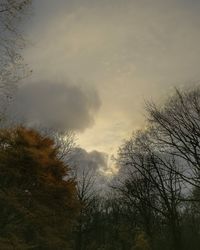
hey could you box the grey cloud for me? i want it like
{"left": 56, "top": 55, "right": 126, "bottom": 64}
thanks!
{"left": 68, "top": 147, "right": 111, "bottom": 191}
{"left": 7, "top": 81, "right": 101, "bottom": 132}
{"left": 69, "top": 147, "right": 108, "bottom": 172}
{"left": 23, "top": 0, "right": 200, "bottom": 154}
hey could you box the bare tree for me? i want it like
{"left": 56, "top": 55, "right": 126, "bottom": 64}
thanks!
{"left": 117, "top": 130, "right": 183, "bottom": 250}
{"left": 72, "top": 164, "right": 98, "bottom": 250}
{"left": 38, "top": 127, "right": 76, "bottom": 164}
{"left": 50, "top": 130, "right": 76, "bottom": 162}
{"left": 0, "top": 0, "right": 32, "bottom": 95}
{"left": 146, "top": 87, "right": 200, "bottom": 188}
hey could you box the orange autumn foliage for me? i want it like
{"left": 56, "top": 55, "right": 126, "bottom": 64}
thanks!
{"left": 0, "top": 126, "right": 78, "bottom": 250}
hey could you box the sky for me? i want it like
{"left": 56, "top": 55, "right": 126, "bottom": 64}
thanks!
{"left": 8, "top": 0, "right": 200, "bottom": 172}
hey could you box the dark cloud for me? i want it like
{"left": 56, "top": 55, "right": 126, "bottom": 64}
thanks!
{"left": 69, "top": 147, "right": 108, "bottom": 172}
{"left": 7, "top": 81, "right": 101, "bottom": 132}
{"left": 68, "top": 147, "right": 111, "bottom": 191}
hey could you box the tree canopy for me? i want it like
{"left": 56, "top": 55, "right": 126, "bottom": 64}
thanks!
{"left": 0, "top": 126, "right": 78, "bottom": 249}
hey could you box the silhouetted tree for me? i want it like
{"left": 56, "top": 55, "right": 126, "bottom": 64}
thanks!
{"left": 146, "top": 87, "right": 200, "bottom": 188}
{"left": 117, "top": 130, "right": 183, "bottom": 250}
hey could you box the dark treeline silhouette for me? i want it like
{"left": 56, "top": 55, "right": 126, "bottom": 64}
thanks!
{"left": 1, "top": 87, "right": 200, "bottom": 250}
{"left": 69, "top": 86, "right": 200, "bottom": 250}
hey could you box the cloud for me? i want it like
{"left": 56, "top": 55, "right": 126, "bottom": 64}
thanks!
{"left": 69, "top": 147, "right": 108, "bottom": 173}
{"left": 7, "top": 81, "right": 101, "bottom": 132}
{"left": 68, "top": 147, "right": 112, "bottom": 191}
{"left": 23, "top": 0, "right": 200, "bottom": 154}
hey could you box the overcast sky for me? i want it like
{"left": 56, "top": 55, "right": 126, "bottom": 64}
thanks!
{"left": 16, "top": 0, "right": 200, "bottom": 160}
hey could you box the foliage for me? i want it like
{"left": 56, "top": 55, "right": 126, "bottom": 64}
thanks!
{"left": 2, "top": 87, "right": 200, "bottom": 250}
{"left": 0, "top": 126, "right": 78, "bottom": 249}
{"left": 134, "top": 231, "right": 151, "bottom": 250}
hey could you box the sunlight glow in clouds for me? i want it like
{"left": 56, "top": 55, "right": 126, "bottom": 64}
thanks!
{"left": 22, "top": 0, "right": 200, "bottom": 157}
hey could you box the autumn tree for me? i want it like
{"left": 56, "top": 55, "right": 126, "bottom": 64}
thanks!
{"left": 0, "top": 126, "right": 78, "bottom": 249}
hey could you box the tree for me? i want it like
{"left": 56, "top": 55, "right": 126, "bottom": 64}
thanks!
{"left": 40, "top": 127, "right": 76, "bottom": 162}
{"left": 72, "top": 161, "right": 98, "bottom": 250}
{"left": 117, "top": 130, "right": 183, "bottom": 250}
{"left": 0, "top": 126, "right": 78, "bottom": 249}
{"left": 0, "top": 0, "right": 32, "bottom": 96}
{"left": 146, "top": 87, "right": 200, "bottom": 188}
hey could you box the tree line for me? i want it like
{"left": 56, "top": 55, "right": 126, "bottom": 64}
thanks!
{"left": 68, "top": 86, "right": 200, "bottom": 250}
{"left": 1, "top": 1, "right": 200, "bottom": 249}
{"left": 2, "top": 87, "right": 200, "bottom": 250}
